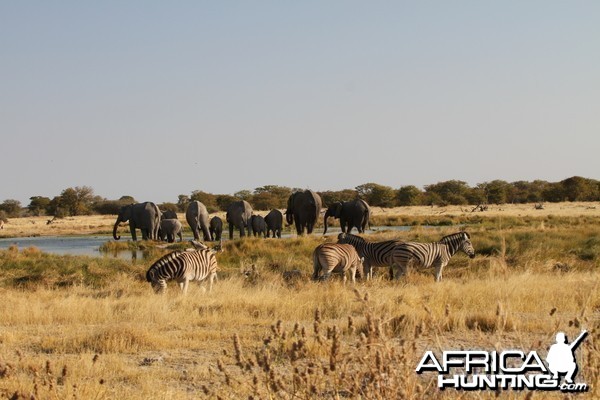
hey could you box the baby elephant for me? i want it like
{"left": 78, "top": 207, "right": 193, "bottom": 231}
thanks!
{"left": 250, "top": 215, "right": 267, "bottom": 238}
{"left": 159, "top": 219, "right": 183, "bottom": 243}
{"left": 312, "top": 243, "right": 364, "bottom": 284}
{"left": 209, "top": 216, "right": 223, "bottom": 242}
{"left": 264, "top": 209, "right": 283, "bottom": 238}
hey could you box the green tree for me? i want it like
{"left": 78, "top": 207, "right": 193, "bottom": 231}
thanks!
{"left": 234, "top": 190, "right": 253, "bottom": 201}
{"left": 355, "top": 183, "right": 395, "bottom": 207}
{"left": 0, "top": 199, "right": 22, "bottom": 217}
{"left": 27, "top": 196, "right": 51, "bottom": 216}
{"left": 480, "top": 180, "right": 510, "bottom": 204}
{"left": 58, "top": 186, "right": 95, "bottom": 216}
{"left": 216, "top": 194, "right": 237, "bottom": 212}
{"left": 177, "top": 194, "right": 190, "bottom": 212}
{"left": 424, "top": 180, "right": 471, "bottom": 205}
{"left": 319, "top": 189, "right": 359, "bottom": 207}
{"left": 560, "top": 176, "right": 599, "bottom": 201}
{"left": 190, "top": 191, "right": 218, "bottom": 211}
{"left": 395, "top": 186, "right": 423, "bottom": 206}
{"left": 252, "top": 192, "right": 279, "bottom": 210}
{"left": 253, "top": 185, "right": 292, "bottom": 208}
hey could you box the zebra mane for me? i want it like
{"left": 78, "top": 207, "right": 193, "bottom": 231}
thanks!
{"left": 338, "top": 232, "right": 366, "bottom": 243}
{"left": 441, "top": 232, "right": 469, "bottom": 242}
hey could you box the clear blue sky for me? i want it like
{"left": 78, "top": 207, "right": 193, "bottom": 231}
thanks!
{"left": 2, "top": 1, "right": 599, "bottom": 205}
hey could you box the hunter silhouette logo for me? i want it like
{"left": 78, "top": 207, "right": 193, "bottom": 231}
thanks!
{"left": 416, "top": 329, "right": 589, "bottom": 392}
{"left": 546, "top": 330, "right": 588, "bottom": 384}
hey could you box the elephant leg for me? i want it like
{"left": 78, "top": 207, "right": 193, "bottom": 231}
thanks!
{"left": 229, "top": 224, "right": 234, "bottom": 240}
{"left": 239, "top": 224, "right": 246, "bottom": 237}
{"left": 129, "top": 224, "right": 138, "bottom": 241}
{"left": 201, "top": 226, "right": 211, "bottom": 242}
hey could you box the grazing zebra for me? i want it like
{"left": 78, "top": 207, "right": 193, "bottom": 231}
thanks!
{"left": 312, "top": 243, "right": 364, "bottom": 284}
{"left": 391, "top": 232, "right": 475, "bottom": 282}
{"left": 336, "top": 233, "right": 402, "bottom": 279}
{"left": 146, "top": 249, "right": 218, "bottom": 294}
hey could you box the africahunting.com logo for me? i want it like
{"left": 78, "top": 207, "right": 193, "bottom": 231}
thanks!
{"left": 415, "top": 330, "right": 588, "bottom": 392}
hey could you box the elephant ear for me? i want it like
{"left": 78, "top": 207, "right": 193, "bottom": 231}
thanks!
{"left": 334, "top": 202, "right": 343, "bottom": 218}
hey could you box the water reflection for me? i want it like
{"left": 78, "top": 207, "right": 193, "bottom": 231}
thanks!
{"left": 0, "top": 236, "right": 150, "bottom": 261}
{"left": 0, "top": 226, "right": 438, "bottom": 259}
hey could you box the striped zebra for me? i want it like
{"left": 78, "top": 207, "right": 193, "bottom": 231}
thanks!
{"left": 146, "top": 249, "right": 218, "bottom": 294}
{"left": 312, "top": 243, "right": 364, "bottom": 284}
{"left": 391, "top": 232, "right": 475, "bottom": 282}
{"left": 336, "top": 232, "right": 403, "bottom": 279}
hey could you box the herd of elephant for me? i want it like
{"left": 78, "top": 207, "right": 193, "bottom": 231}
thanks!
{"left": 112, "top": 190, "right": 372, "bottom": 243}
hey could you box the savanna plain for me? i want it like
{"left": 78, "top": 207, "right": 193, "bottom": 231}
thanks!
{"left": 0, "top": 203, "right": 599, "bottom": 399}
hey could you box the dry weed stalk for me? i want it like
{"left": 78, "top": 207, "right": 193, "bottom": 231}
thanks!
{"left": 210, "top": 289, "right": 423, "bottom": 399}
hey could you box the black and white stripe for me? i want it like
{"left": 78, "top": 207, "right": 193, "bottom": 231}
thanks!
{"left": 146, "top": 249, "right": 218, "bottom": 294}
{"left": 312, "top": 243, "right": 364, "bottom": 284}
{"left": 336, "top": 233, "right": 402, "bottom": 279}
{"left": 391, "top": 232, "right": 475, "bottom": 282}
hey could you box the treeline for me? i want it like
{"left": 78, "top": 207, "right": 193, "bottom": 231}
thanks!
{"left": 0, "top": 176, "right": 599, "bottom": 218}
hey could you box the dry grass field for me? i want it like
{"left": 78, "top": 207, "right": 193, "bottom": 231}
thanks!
{"left": 0, "top": 202, "right": 599, "bottom": 399}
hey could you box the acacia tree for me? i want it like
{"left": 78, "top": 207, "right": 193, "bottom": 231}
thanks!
{"left": 59, "top": 186, "right": 96, "bottom": 215}
{"left": 356, "top": 183, "right": 396, "bottom": 207}
{"left": 28, "top": 196, "right": 51, "bottom": 216}
{"left": 0, "top": 199, "right": 22, "bottom": 217}
{"left": 396, "top": 186, "right": 423, "bottom": 206}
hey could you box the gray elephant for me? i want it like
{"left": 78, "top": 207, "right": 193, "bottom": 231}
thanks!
{"left": 161, "top": 209, "right": 178, "bottom": 220}
{"left": 226, "top": 200, "right": 253, "bottom": 239}
{"left": 250, "top": 215, "right": 267, "bottom": 238}
{"left": 159, "top": 219, "right": 183, "bottom": 243}
{"left": 209, "top": 216, "right": 223, "bottom": 241}
{"left": 264, "top": 209, "right": 283, "bottom": 238}
{"left": 285, "top": 190, "right": 322, "bottom": 235}
{"left": 113, "top": 202, "right": 161, "bottom": 241}
{"left": 323, "top": 199, "right": 371, "bottom": 235}
{"left": 185, "top": 201, "right": 211, "bottom": 241}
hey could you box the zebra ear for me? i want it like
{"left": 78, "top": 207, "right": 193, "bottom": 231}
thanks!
{"left": 463, "top": 232, "right": 470, "bottom": 239}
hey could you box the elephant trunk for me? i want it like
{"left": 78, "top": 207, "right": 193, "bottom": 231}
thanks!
{"left": 113, "top": 220, "right": 121, "bottom": 240}
{"left": 285, "top": 211, "right": 294, "bottom": 226}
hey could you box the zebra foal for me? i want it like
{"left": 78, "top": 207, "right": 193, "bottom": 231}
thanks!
{"left": 146, "top": 249, "right": 218, "bottom": 294}
{"left": 312, "top": 243, "right": 364, "bottom": 284}
{"left": 391, "top": 232, "right": 475, "bottom": 282}
{"left": 336, "top": 233, "right": 402, "bottom": 279}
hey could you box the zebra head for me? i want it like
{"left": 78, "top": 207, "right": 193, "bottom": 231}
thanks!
{"left": 146, "top": 269, "right": 166, "bottom": 293}
{"left": 459, "top": 232, "right": 475, "bottom": 258}
{"left": 441, "top": 232, "right": 475, "bottom": 258}
{"left": 337, "top": 232, "right": 364, "bottom": 245}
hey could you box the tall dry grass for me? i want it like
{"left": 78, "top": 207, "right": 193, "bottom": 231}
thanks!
{"left": 0, "top": 208, "right": 599, "bottom": 398}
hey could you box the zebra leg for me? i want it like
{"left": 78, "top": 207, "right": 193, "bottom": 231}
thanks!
{"left": 350, "top": 266, "right": 357, "bottom": 285}
{"left": 434, "top": 261, "right": 445, "bottom": 282}
{"left": 180, "top": 279, "right": 190, "bottom": 294}
{"left": 208, "top": 272, "right": 216, "bottom": 292}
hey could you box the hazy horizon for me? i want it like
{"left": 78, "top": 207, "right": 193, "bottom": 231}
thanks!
{"left": 2, "top": 2, "right": 599, "bottom": 205}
